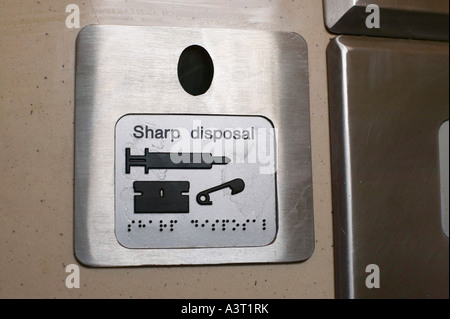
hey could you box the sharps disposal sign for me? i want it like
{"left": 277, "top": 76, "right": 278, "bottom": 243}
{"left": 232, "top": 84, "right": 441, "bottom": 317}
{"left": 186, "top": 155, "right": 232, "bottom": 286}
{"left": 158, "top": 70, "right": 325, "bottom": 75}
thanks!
{"left": 115, "top": 115, "right": 277, "bottom": 248}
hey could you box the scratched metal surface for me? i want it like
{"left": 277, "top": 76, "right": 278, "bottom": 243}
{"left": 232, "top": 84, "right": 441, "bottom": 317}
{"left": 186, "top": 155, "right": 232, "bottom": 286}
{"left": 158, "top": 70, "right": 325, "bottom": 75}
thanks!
{"left": 328, "top": 36, "right": 449, "bottom": 298}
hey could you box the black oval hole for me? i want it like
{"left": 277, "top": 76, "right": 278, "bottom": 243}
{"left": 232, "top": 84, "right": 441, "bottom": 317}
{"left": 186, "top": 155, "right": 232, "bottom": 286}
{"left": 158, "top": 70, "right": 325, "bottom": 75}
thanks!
{"left": 177, "top": 45, "right": 214, "bottom": 96}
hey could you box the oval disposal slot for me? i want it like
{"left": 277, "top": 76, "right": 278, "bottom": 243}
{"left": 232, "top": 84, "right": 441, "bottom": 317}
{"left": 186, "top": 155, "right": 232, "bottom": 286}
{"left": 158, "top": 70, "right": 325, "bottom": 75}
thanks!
{"left": 177, "top": 45, "right": 214, "bottom": 96}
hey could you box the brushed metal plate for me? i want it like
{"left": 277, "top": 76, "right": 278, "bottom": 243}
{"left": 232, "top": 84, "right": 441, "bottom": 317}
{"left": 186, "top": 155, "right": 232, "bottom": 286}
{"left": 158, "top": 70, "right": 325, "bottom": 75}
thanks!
{"left": 328, "top": 35, "right": 449, "bottom": 298}
{"left": 323, "top": 0, "right": 449, "bottom": 41}
{"left": 74, "top": 25, "right": 314, "bottom": 266}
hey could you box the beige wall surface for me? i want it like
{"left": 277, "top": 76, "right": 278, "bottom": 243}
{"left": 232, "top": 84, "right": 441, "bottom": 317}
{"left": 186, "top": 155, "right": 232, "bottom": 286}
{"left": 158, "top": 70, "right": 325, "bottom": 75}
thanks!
{"left": 0, "top": 0, "right": 333, "bottom": 298}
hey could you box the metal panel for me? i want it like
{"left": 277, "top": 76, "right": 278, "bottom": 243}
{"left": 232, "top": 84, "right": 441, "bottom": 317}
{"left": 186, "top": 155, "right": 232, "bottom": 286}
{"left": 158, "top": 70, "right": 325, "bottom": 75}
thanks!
{"left": 74, "top": 25, "right": 314, "bottom": 266}
{"left": 323, "top": 0, "right": 449, "bottom": 41}
{"left": 328, "top": 35, "right": 449, "bottom": 298}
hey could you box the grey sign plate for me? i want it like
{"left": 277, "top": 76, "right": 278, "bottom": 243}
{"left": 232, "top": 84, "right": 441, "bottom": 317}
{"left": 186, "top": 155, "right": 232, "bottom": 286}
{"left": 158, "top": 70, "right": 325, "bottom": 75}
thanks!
{"left": 74, "top": 25, "right": 314, "bottom": 266}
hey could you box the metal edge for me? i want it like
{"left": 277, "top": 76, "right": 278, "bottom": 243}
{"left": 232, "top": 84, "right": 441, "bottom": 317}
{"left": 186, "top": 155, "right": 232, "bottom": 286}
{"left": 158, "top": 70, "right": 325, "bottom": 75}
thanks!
{"left": 326, "top": 36, "right": 353, "bottom": 299}
{"left": 323, "top": 0, "right": 356, "bottom": 31}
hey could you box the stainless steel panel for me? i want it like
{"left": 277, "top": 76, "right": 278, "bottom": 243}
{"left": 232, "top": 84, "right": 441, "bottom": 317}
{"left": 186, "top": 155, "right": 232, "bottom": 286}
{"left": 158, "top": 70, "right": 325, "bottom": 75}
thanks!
{"left": 323, "top": 0, "right": 449, "bottom": 41}
{"left": 74, "top": 25, "right": 314, "bottom": 266}
{"left": 115, "top": 115, "right": 277, "bottom": 249}
{"left": 328, "top": 36, "right": 449, "bottom": 298}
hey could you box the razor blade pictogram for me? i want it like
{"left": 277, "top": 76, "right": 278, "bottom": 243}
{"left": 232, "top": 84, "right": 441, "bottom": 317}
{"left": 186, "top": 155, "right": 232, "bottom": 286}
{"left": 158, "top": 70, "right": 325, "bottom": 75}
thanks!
{"left": 134, "top": 181, "right": 190, "bottom": 213}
